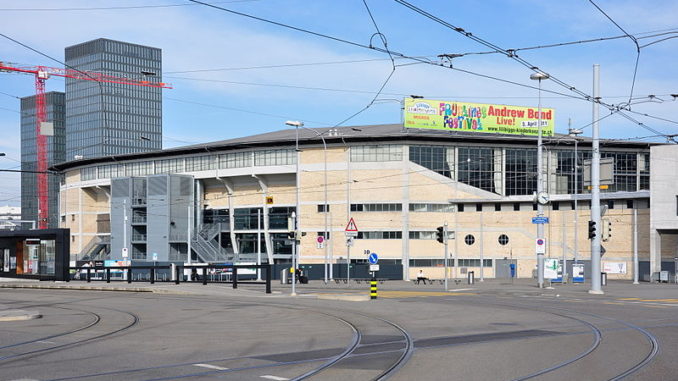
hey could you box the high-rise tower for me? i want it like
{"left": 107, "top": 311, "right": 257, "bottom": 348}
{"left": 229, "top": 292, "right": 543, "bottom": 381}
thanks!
{"left": 64, "top": 38, "right": 162, "bottom": 159}
{"left": 21, "top": 91, "right": 65, "bottom": 228}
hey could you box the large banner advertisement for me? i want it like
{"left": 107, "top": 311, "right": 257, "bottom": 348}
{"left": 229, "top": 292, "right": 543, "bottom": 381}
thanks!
{"left": 403, "top": 98, "right": 555, "bottom": 136}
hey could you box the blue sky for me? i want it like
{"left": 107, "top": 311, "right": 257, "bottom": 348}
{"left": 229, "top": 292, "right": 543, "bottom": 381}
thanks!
{"left": 1, "top": 0, "right": 677, "bottom": 206}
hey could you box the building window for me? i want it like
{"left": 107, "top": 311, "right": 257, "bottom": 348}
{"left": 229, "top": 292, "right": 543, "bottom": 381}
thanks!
{"left": 607, "top": 200, "right": 614, "bottom": 210}
{"left": 218, "top": 151, "right": 251, "bottom": 168}
{"left": 476, "top": 203, "right": 482, "bottom": 212}
{"left": 357, "top": 231, "right": 402, "bottom": 239}
{"left": 409, "top": 145, "right": 453, "bottom": 178}
{"left": 185, "top": 155, "right": 215, "bottom": 172}
{"left": 409, "top": 203, "right": 454, "bottom": 212}
{"left": 498, "top": 234, "right": 509, "bottom": 245}
{"left": 268, "top": 207, "right": 294, "bottom": 230}
{"left": 233, "top": 208, "right": 264, "bottom": 230}
{"left": 552, "top": 202, "right": 560, "bottom": 211}
{"left": 317, "top": 231, "right": 330, "bottom": 239}
{"left": 317, "top": 204, "right": 329, "bottom": 213}
{"left": 513, "top": 203, "right": 520, "bottom": 211}
{"left": 351, "top": 145, "right": 402, "bottom": 162}
{"left": 409, "top": 231, "right": 436, "bottom": 240}
{"left": 464, "top": 234, "right": 475, "bottom": 245}
{"left": 458, "top": 204, "right": 464, "bottom": 212}
{"left": 254, "top": 149, "right": 295, "bottom": 166}
{"left": 458, "top": 147, "right": 496, "bottom": 193}
{"left": 494, "top": 203, "right": 501, "bottom": 212}
{"left": 627, "top": 200, "right": 634, "bottom": 209}
{"left": 506, "top": 149, "right": 537, "bottom": 196}
{"left": 351, "top": 203, "right": 402, "bottom": 212}
{"left": 409, "top": 259, "right": 447, "bottom": 267}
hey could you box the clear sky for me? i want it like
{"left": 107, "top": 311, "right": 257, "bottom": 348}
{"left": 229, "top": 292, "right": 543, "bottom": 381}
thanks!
{"left": 1, "top": 0, "right": 677, "bottom": 207}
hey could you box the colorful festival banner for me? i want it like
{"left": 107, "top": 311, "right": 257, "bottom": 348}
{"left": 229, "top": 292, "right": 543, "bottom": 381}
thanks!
{"left": 403, "top": 98, "right": 555, "bottom": 136}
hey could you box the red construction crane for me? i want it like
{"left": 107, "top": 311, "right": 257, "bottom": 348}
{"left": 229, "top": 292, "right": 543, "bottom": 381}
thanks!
{"left": 0, "top": 61, "right": 172, "bottom": 229}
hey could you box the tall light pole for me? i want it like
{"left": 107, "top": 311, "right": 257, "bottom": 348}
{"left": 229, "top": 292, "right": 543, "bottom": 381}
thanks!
{"left": 530, "top": 71, "right": 549, "bottom": 288}
{"left": 568, "top": 125, "right": 583, "bottom": 269}
{"left": 286, "top": 120, "right": 303, "bottom": 296}
{"left": 286, "top": 123, "right": 330, "bottom": 282}
{"left": 589, "top": 64, "right": 603, "bottom": 295}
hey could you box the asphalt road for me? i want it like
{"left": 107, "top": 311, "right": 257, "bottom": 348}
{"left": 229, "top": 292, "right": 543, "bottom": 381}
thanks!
{"left": 0, "top": 280, "right": 677, "bottom": 381}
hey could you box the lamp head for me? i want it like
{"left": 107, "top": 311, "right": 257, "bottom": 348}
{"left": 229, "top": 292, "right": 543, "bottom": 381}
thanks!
{"left": 285, "top": 121, "right": 304, "bottom": 127}
{"left": 530, "top": 72, "right": 550, "bottom": 81}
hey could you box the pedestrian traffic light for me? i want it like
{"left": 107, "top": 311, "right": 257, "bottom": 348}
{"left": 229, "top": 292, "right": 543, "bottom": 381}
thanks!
{"left": 588, "top": 221, "right": 597, "bottom": 239}
{"left": 436, "top": 226, "right": 445, "bottom": 243}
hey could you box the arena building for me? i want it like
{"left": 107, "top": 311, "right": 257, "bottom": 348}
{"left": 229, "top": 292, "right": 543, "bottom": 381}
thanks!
{"left": 53, "top": 123, "right": 665, "bottom": 281}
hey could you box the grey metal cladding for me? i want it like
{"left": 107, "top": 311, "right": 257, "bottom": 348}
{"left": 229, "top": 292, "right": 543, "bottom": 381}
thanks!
{"left": 111, "top": 178, "right": 130, "bottom": 198}
{"left": 148, "top": 175, "right": 167, "bottom": 195}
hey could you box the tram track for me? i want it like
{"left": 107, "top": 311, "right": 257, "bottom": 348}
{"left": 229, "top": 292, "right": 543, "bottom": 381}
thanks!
{"left": 450, "top": 295, "right": 660, "bottom": 381}
{"left": 0, "top": 304, "right": 140, "bottom": 363}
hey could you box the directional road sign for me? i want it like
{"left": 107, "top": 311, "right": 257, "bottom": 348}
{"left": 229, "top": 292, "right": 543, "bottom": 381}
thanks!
{"left": 368, "top": 253, "right": 379, "bottom": 264}
{"left": 532, "top": 217, "right": 549, "bottom": 224}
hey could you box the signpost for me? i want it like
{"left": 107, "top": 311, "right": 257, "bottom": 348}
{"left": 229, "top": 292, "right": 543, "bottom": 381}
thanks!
{"left": 535, "top": 238, "right": 546, "bottom": 254}
{"left": 532, "top": 217, "right": 549, "bottom": 224}
{"left": 345, "top": 218, "right": 358, "bottom": 284}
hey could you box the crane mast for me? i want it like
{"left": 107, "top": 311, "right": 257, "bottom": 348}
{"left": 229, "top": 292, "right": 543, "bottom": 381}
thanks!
{"left": 0, "top": 61, "right": 171, "bottom": 229}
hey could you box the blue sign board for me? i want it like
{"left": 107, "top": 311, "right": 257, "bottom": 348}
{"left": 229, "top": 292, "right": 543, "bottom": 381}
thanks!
{"left": 368, "top": 253, "right": 379, "bottom": 264}
{"left": 532, "top": 217, "right": 549, "bottom": 224}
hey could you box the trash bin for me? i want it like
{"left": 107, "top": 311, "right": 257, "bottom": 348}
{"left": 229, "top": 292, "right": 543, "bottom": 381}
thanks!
{"left": 280, "top": 269, "right": 288, "bottom": 284}
{"left": 601, "top": 272, "right": 607, "bottom": 286}
{"left": 468, "top": 271, "right": 475, "bottom": 285}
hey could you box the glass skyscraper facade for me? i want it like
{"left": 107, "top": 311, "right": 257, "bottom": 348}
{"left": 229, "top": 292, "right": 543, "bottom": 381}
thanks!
{"left": 64, "top": 38, "right": 162, "bottom": 159}
{"left": 21, "top": 92, "right": 65, "bottom": 228}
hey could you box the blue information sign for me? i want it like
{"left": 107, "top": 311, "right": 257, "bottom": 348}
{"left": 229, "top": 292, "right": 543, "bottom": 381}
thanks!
{"left": 368, "top": 253, "right": 379, "bottom": 264}
{"left": 532, "top": 217, "right": 549, "bottom": 224}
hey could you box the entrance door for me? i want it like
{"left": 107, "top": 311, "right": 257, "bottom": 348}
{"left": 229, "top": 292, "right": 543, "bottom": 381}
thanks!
{"left": 495, "top": 259, "right": 517, "bottom": 279}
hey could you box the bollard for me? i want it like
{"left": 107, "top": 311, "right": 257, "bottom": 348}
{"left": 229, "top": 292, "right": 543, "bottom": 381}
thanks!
{"left": 370, "top": 278, "right": 378, "bottom": 300}
{"left": 202, "top": 267, "right": 207, "bottom": 285}
{"left": 127, "top": 267, "right": 132, "bottom": 284}
{"left": 467, "top": 271, "right": 475, "bottom": 285}
{"left": 175, "top": 265, "right": 180, "bottom": 285}
{"left": 106, "top": 268, "right": 111, "bottom": 283}
{"left": 232, "top": 267, "right": 238, "bottom": 289}
{"left": 86, "top": 268, "right": 91, "bottom": 283}
{"left": 601, "top": 272, "right": 607, "bottom": 286}
{"left": 150, "top": 267, "right": 155, "bottom": 284}
{"left": 266, "top": 265, "right": 272, "bottom": 294}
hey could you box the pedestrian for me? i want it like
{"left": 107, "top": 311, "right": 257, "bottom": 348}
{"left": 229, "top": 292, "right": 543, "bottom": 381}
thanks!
{"left": 416, "top": 269, "right": 429, "bottom": 285}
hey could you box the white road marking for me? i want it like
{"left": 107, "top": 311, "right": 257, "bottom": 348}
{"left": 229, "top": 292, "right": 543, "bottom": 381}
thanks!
{"left": 193, "top": 363, "right": 228, "bottom": 371}
{"left": 261, "top": 376, "right": 289, "bottom": 381}
{"left": 36, "top": 340, "right": 56, "bottom": 344}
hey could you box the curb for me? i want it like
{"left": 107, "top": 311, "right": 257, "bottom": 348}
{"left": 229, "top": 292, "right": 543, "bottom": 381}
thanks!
{"left": 0, "top": 284, "right": 194, "bottom": 295}
{"left": 0, "top": 310, "right": 42, "bottom": 322}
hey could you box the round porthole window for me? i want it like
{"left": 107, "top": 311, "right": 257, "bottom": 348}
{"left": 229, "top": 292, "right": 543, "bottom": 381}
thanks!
{"left": 498, "top": 234, "right": 509, "bottom": 246}
{"left": 464, "top": 234, "right": 475, "bottom": 245}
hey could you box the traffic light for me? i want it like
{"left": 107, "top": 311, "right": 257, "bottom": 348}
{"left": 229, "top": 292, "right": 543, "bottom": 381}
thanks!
{"left": 436, "top": 226, "right": 445, "bottom": 243}
{"left": 588, "top": 221, "right": 597, "bottom": 239}
{"left": 602, "top": 218, "right": 612, "bottom": 241}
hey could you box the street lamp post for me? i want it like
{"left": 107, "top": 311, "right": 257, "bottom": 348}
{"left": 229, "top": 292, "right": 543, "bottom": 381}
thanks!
{"left": 568, "top": 125, "right": 583, "bottom": 269}
{"left": 286, "top": 122, "right": 330, "bottom": 283}
{"left": 530, "top": 71, "right": 550, "bottom": 288}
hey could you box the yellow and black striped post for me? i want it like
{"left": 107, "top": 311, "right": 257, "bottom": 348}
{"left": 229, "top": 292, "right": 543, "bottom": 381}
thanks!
{"left": 370, "top": 278, "right": 378, "bottom": 300}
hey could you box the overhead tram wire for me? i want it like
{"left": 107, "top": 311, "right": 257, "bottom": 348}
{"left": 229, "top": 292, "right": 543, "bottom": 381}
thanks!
{"left": 393, "top": 0, "right": 673, "bottom": 139}
{"left": 188, "top": 0, "right": 674, "bottom": 136}
{"left": 588, "top": 0, "right": 641, "bottom": 107}
{"left": 331, "top": 0, "right": 397, "bottom": 127}
{"left": 0, "top": 1, "right": 260, "bottom": 12}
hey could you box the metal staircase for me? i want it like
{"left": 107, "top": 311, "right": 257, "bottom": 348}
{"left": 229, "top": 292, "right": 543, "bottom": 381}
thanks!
{"left": 192, "top": 223, "right": 234, "bottom": 263}
{"left": 80, "top": 236, "right": 111, "bottom": 261}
